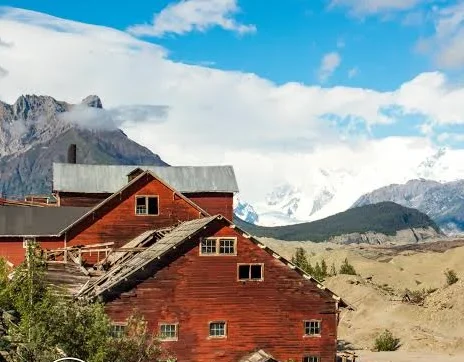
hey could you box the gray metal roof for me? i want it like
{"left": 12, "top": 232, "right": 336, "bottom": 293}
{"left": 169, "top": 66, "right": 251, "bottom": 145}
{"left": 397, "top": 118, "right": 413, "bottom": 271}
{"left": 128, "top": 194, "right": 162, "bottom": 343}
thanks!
{"left": 53, "top": 163, "right": 239, "bottom": 194}
{"left": 0, "top": 206, "right": 91, "bottom": 236}
{"left": 79, "top": 216, "right": 218, "bottom": 297}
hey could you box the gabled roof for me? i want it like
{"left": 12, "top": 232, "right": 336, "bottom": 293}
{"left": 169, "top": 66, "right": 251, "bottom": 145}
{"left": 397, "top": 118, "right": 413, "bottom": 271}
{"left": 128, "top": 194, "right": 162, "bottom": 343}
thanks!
{"left": 53, "top": 163, "right": 239, "bottom": 193}
{"left": 0, "top": 169, "right": 209, "bottom": 238}
{"left": 59, "top": 169, "right": 211, "bottom": 236}
{"left": 78, "top": 215, "right": 352, "bottom": 309}
{"left": 0, "top": 206, "right": 91, "bottom": 237}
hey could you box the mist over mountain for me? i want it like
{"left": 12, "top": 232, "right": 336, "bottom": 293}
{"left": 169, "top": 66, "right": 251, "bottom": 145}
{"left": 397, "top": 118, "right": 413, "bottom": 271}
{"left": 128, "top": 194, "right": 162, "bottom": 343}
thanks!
{"left": 0, "top": 94, "right": 167, "bottom": 198}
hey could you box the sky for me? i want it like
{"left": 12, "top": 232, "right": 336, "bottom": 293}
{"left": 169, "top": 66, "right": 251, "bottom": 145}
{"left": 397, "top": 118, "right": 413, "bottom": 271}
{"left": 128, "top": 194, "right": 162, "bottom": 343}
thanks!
{"left": 1, "top": 0, "right": 464, "bottom": 204}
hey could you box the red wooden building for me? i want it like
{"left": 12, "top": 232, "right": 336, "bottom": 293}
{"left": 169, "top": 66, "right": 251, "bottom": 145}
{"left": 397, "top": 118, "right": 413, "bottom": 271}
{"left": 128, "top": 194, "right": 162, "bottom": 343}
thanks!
{"left": 79, "top": 215, "right": 349, "bottom": 362}
{"left": 0, "top": 169, "right": 218, "bottom": 265}
{"left": 52, "top": 162, "right": 238, "bottom": 220}
{"left": 0, "top": 155, "right": 351, "bottom": 361}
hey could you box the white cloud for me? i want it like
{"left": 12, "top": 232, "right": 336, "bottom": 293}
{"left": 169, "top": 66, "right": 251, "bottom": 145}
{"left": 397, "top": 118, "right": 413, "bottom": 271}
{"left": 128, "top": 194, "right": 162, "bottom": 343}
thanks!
{"left": 127, "top": 0, "right": 256, "bottom": 37}
{"left": 2, "top": 8, "right": 464, "bottom": 205}
{"left": 348, "top": 67, "right": 358, "bottom": 78}
{"left": 318, "top": 52, "right": 342, "bottom": 82}
{"left": 0, "top": 65, "right": 7, "bottom": 78}
{"left": 329, "top": 0, "right": 422, "bottom": 15}
{"left": 416, "top": 2, "right": 464, "bottom": 68}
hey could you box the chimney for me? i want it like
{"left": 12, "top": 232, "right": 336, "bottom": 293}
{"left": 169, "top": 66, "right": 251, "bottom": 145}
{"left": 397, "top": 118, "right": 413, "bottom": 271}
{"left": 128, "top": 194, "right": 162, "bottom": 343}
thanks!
{"left": 67, "top": 144, "right": 77, "bottom": 164}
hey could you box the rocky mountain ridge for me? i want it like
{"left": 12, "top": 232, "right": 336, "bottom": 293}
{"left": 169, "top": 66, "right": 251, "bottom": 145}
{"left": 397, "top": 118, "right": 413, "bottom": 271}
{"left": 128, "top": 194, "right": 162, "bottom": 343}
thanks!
{"left": 352, "top": 179, "right": 464, "bottom": 234}
{"left": 0, "top": 94, "right": 166, "bottom": 198}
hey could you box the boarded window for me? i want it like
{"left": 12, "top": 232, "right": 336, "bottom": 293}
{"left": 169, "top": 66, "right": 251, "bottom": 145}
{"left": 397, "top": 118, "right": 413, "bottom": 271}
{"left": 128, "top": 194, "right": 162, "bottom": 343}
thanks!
{"left": 135, "top": 196, "right": 159, "bottom": 215}
{"left": 159, "top": 324, "right": 178, "bottom": 341}
{"left": 238, "top": 264, "right": 263, "bottom": 281}
{"left": 304, "top": 320, "right": 321, "bottom": 336}
{"left": 209, "top": 321, "right": 226, "bottom": 338}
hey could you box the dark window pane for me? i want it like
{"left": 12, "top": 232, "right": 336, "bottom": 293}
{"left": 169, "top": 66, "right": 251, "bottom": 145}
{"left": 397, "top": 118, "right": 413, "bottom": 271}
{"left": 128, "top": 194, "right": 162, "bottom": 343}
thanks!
{"left": 136, "top": 197, "right": 145, "bottom": 206}
{"left": 250, "top": 265, "right": 262, "bottom": 280}
{"left": 147, "top": 197, "right": 159, "bottom": 215}
{"left": 238, "top": 265, "right": 250, "bottom": 280}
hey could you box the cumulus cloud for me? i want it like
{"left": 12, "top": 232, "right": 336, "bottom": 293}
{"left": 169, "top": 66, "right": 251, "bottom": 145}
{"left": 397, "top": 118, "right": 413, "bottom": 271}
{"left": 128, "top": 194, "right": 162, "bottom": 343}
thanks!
{"left": 416, "top": 2, "right": 464, "bottom": 69}
{"left": 329, "top": 0, "right": 422, "bottom": 15}
{"left": 58, "top": 105, "right": 119, "bottom": 130}
{"left": 110, "top": 105, "right": 170, "bottom": 124}
{"left": 318, "top": 52, "right": 342, "bottom": 82}
{"left": 348, "top": 67, "right": 358, "bottom": 78}
{"left": 0, "top": 37, "right": 13, "bottom": 47}
{"left": 0, "top": 65, "right": 7, "bottom": 78}
{"left": 127, "top": 0, "right": 256, "bottom": 37}
{"left": 2, "top": 8, "right": 464, "bottom": 202}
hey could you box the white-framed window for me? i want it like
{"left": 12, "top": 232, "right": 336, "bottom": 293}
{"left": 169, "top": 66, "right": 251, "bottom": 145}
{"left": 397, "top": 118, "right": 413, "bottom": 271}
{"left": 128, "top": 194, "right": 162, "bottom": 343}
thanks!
{"left": 209, "top": 321, "right": 227, "bottom": 338}
{"left": 304, "top": 320, "right": 321, "bottom": 336}
{"left": 110, "top": 322, "right": 127, "bottom": 338}
{"left": 159, "top": 323, "right": 178, "bottom": 341}
{"left": 22, "top": 237, "right": 36, "bottom": 249}
{"left": 135, "top": 196, "right": 159, "bottom": 215}
{"left": 303, "top": 356, "right": 320, "bottom": 362}
{"left": 200, "top": 237, "right": 237, "bottom": 255}
{"left": 237, "top": 263, "right": 264, "bottom": 281}
{"left": 201, "top": 238, "right": 217, "bottom": 254}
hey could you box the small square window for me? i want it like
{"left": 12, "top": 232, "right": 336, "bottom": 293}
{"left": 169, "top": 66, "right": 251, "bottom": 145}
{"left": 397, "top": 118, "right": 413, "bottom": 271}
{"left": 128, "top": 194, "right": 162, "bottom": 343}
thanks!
{"left": 304, "top": 320, "right": 321, "bottom": 336}
{"left": 219, "top": 239, "right": 235, "bottom": 254}
{"left": 110, "top": 323, "right": 126, "bottom": 338}
{"left": 303, "top": 357, "right": 320, "bottom": 362}
{"left": 159, "top": 324, "right": 178, "bottom": 341}
{"left": 238, "top": 264, "right": 263, "bottom": 281}
{"left": 201, "top": 238, "right": 217, "bottom": 254}
{"left": 209, "top": 321, "right": 226, "bottom": 338}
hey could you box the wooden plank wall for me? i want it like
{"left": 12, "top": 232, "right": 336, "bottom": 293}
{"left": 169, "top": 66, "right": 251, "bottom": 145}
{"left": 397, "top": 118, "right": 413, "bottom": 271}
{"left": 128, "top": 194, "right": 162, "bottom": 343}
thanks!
{"left": 0, "top": 237, "right": 64, "bottom": 265}
{"left": 184, "top": 192, "right": 234, "bottom": 220}
{"left": 105, "top": 224, "right": 338, "bottom": 362}
{"left": 66, "top": 175, "right": 205, "bottom": 248}
{"left": 57, "top": 192, "right": 111, "bottom": 207}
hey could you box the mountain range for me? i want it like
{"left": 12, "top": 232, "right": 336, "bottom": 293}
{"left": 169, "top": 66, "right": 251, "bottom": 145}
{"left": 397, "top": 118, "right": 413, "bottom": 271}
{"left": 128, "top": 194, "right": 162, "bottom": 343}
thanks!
{"left": 0, "top": 95, "right": 166, "bottom": 198}
{"left": 352, "top": 179, "right": 464, "bottom": 235}
{"left": 1, "top": 93, "right": 461, "bottom": 240}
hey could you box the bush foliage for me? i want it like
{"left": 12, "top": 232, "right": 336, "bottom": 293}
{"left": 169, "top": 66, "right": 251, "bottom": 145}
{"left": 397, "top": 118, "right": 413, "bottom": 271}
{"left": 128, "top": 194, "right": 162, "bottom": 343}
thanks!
{"left": 0, "top": 243, "right": 172, "bottom": 362}
{"left": 374, "top": 329, "right": 401, "bottom": 351}
{"left": 445, "top": 269, "right": 459, "bottom": 286}
{"left": 291, "top": 248, "right": 352, "bottom": 281}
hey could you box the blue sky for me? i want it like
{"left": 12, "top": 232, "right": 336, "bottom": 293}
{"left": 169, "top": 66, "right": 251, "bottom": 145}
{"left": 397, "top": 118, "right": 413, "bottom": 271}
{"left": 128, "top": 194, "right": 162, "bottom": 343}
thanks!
{"left": 2, "top": 0, "right": 464, "bottom": 206}
{"left": 3, "top": 0, "right": 453, "bottom": 91}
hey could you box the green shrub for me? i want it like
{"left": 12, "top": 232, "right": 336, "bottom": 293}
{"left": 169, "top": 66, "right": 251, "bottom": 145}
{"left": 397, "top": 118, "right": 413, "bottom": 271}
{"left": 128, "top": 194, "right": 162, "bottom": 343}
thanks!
{"left": 445, "top": 269, "right": 459, "bottom": 286}
{"left": 339, "top": 258, "right": 357, "bottom": 275}
{"left": 374, "top": 329, "right": 401, "bottom": 351}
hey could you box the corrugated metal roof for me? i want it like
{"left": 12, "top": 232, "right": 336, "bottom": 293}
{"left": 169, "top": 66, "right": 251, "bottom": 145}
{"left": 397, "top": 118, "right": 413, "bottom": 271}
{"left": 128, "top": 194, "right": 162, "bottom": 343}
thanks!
{"left": 79, "top": 216, "right": 218, "bottom": 297}
{"left": 53, "top": 163, "right": 239, "bottom": 193}
{"left": 0, "top": 206, "right": 91, "bottom": 236}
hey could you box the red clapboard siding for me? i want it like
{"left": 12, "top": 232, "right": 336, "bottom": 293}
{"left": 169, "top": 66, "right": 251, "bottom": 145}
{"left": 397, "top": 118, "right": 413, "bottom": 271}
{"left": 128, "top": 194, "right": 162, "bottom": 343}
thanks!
{"left": 105, "top": 225, "right": 338, "bottom": 362}
{"left": 57, "top": 192, "right": 111, "bottom": 207}
{"left": 184, "top": 192, "right": 234, "bottom": 220}
{"left": 0, "top": 237, "right": 64, "bottom": 265}
{"left": 66, "top": 175, "right": 205, "bottom": 249}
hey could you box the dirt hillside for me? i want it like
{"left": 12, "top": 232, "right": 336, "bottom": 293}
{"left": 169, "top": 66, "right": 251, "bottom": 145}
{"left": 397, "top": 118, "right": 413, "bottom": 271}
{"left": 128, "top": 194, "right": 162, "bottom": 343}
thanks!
{"left": 260, "top": 238, "right": 464, "bottom": 355}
